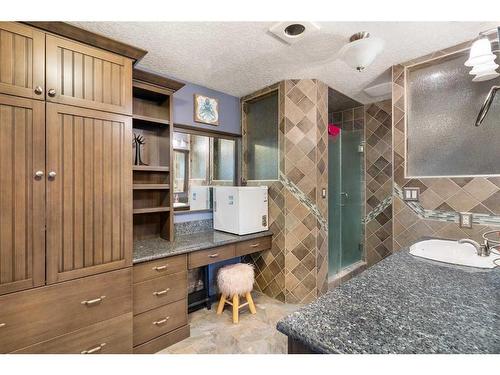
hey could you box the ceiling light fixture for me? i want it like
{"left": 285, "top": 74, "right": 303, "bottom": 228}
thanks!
{"left": 284, "top": 23, "right": 305, "bottom": 37}
{"left": 338, "top": 32, "right": 384, "bottom": 72}
{"left": 465, "top": 27, "right": 499, "bottom": 82}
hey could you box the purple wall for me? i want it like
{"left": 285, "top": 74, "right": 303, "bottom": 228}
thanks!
{"left": 173, "top": 82, "right": 241, "bottom": 135}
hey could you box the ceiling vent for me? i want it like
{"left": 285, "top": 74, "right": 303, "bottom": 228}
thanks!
{"left": 363, "top": 82, "right": 392, "bottom": 98}
{"left": 268, "top": 22, "right": 320, "bottom": 45}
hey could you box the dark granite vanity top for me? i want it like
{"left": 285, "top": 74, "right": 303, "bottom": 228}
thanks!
{"left": 133, "top": 229, "right": 273, "bottom": 264}
{"left": 277, "top": 250, "right": 500, "bottom": 354}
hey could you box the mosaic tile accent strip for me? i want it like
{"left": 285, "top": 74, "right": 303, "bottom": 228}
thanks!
{"left": 392, "top": 45, "right": 500, "bottom": 250}
{"left": 365, "top": 196, "right": 392, "bottom": 223}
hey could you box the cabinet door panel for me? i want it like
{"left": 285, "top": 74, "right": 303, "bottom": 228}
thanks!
{"left": 46, "top": 103, "right": 132, "bottom": 283}
{"left": 0, "top": 22, "right": 45, "bottom": 100}
{"left": 0, "top": 94, "right": 45, "bottom": 295}
{"left": 46, "top": 35, "right": 132, "bottom": 115}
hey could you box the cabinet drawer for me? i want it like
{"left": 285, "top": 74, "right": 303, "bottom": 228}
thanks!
{"left": 13, "top": 313, "right": 132, "bottom": 354}
{"left": 188, "top": 245, "right": 236, "bottom": 269}
{"left": 133, "top": 299, "right": 187, "bottom": 346}
{"left": 133, "top": 272, "right": 187, "bottom": 315}
{"left": 133, "top": 254, "right": 187, "bottom": 283}
{"left": 133, "top": 325, "right": 190, "bottom": 354}
{"left": 0, "top": 268, "right": 132, "bottom": 353}
{"left": 236, "top": 236, "right": 272, "bottom": 257}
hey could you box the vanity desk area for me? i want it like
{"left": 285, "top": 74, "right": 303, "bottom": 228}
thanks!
{"left": 132, "top": 229, "right": 272, "bottom": 353}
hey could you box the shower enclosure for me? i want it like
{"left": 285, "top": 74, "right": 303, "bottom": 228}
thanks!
{"left": 328, "top": 106, "right": 365, "bottom": 277}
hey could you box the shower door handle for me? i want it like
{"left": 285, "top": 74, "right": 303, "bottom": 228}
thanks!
{"left": 340, "top": 192, "right": 349, "bottom": 206}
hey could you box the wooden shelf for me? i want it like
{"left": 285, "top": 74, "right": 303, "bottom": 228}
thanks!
{"left": 133, "top": 207, "right": 171, "bottom": 214}
{"left": 133, "top": 114, "right": 170, "bottom": 126}
{"left": 133, "top": 184, "right": 170, "bottom": 190}
{"left": 133, "top": 165, "right": 170, "bottom": 172}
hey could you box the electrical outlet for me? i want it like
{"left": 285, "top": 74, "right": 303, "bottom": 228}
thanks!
{"left": 459, "top": 213, "right": 473, "bottom": 228}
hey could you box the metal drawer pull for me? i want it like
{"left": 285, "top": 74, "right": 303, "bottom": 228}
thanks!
{"left": 0, "top": 323, "right": 6, "bottom": 328}
{"left": 153, "top": 316, "right": 170, "bottom": 325}
{"left": 249, "top": 243, "right": 260, "bottom": 248}
{"left": 153, "top": 265, "right": 168, "bottom": 271}
{"left": 81, "top": 343, "right": 106, "bottom": 354}
{"left": 153, "top": 288, "right": 170, "bottom": 296}
{"left": 208, "top": 253, "right": 219, "bottom": 258}
{"left": 81, "top": 296, "right": 106, "bottom": 306}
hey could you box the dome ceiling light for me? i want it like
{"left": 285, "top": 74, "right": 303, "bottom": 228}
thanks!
{"left": 338, "top": 31, "right": 384, "bottom": 72}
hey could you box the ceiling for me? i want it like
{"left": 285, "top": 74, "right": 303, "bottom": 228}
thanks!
{"left": 71, "top": 22, "right": 499, "bottom": 103}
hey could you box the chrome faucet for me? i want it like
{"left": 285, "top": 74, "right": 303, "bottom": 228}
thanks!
{"left": 457, "top": 238, "right": 491, "bottom": 256}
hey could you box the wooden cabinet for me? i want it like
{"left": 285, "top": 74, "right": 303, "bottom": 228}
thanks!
{"left": 45, "top": 103, "right": 132, "bottom": 284}
{"left": 0, "top": 268, "right": 132, "bottom": 353}
{"left": 46, "top": 35, "right": 132, "bottom": 115}
{"left": 0, "top": 94, "right": 45, "bottom": 296}
{"left": 0, "top": 23, "right": 45, "bottom": 100}
{"left": 236, "top": 236, "right": 272, "bottom": 256}
{"left": 188, "top": 244, "right": 236, "bottom": 269}
{"left": 12, "top": 313, "right": 133, "bottom": 354}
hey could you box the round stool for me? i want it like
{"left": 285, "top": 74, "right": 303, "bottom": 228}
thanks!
{"left": 216, "top": 263, "right": 257, "bottom": 323}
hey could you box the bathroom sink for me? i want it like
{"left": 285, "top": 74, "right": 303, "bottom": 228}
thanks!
{"left": 410, "top": 239, "right": 500, "bottom": 269}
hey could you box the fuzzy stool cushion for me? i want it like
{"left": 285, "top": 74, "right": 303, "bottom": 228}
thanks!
{"left": 216, "top": 263, "right": 256, "bottom": 323}
{"left": 217, "top": 263, "right": 254, "bottom": 297}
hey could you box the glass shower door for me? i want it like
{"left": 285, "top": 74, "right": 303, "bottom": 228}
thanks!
{"left": 328, "top": 128, "right": 364, "bottom": 276}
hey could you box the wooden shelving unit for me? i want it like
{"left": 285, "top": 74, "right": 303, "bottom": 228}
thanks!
{"left": 132, "top": 69, "right": 185, "bottom": 241}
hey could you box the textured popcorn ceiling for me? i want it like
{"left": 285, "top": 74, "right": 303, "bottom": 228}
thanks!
{"left": 70, "top": 22, "right": 498, "bottom": 102}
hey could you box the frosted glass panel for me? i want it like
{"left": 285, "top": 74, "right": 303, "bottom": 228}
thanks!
{"left": 213, "top": 138, "right": 235, "bottom": 181}
{"left": 246, "top": 92, "right": 279, "bottom": 180}
{"left": 407, "top": 52, "right": 500, "bottom": 176}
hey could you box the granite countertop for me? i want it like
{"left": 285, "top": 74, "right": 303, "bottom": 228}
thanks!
{"left": 133, "top": 229, "right": 273, "bottom": 264}
{"left": 277, "top": 250, "right": 500, "bottom": 354}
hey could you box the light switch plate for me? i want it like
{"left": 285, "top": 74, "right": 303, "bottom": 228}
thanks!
{"left": 459, "top": 213, "right": 473, "bottom": 228}
{"left": 403, "top": 187, "right": 420, "bottom": 202}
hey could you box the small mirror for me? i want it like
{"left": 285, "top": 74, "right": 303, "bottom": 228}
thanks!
{"left": 173, "top": 131, "right": 237, "bottom": 212}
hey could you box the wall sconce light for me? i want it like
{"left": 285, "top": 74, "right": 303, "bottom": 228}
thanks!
{"left": 465, "top": 30, "right": 499, "bottom": 82}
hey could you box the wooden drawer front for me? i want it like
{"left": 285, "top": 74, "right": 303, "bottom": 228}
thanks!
{"left": 133, "top": 299, "right": 187, "bottom": 346}
{"left": 236, "top": 236, "right": 272, "bottom": 257}
{"left": 133, "top": 254, "right": 187, "bottom": 283}
{"left": 188, "top": 245, "right": 236, "bottom": 269}
{"left": 13, "top": 313, "right": 132, "bottom": 354}
{"left": 133, "top": 272, "right": 187, "bottom": 315}
{"left": 133, "top": 325, "right": 190, "bottom": 354}
{"left": 0, "top": 22, "right": 45, "bottom": 100}
{"left": 46, "top": 35, "right": 132, "bottom": 115}
{"left": 0, "top": 268, "right": 132, "bottom": 353}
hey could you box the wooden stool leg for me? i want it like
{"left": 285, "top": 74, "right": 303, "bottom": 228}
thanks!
{"left": 232, "top": 294, "right": 239, "bottom": 324}
{"left": 246, "top": 292, "right": 257, "bottom": 314}
{"left": 217, "top": 294, "right": 226, "bottom": 315}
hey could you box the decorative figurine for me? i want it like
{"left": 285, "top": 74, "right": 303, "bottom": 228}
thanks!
{"left": 133, "top": 133, "right": 148, "bottom": 166}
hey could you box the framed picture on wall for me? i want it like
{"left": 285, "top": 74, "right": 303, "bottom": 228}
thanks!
{"left": 194, "top": 94, "right": 219, "bottom": 125}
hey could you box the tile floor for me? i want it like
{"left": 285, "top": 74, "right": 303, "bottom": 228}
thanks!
{"left": 158, "top": 292, "right": 299, "bottom": 354}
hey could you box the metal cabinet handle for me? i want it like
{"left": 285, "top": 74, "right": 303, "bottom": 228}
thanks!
{"left": 153, "top": 265, "right": 168, "bottom": 271}
{"left": 0, "top": 323, "right": 6, "bottom": 328}
{"left": 153, "top": 316, "right": 170, "bottom": 325}
{"left": 47, "top": 88, "right": 56, "bottom": 97}
{"left": 34, "top": 86, "right": 43, "bottom": 95}
{"left": 153, "top": 288, "right": 170, "bottom": 296}
{"left": 48, "top": 171, "right": 57, "bottom": 179}
{"left": 81, "top": 343, "right": 106, "bottom": 354}
{"left": 34, "top": 171, "right": 44, "bottom": 179}
{"left": 208, "top": 253, "right": 219, "bottom": 258}
{"left": 249, "top": 243, "right": 260, "bottom": 248}
{"left": 81, "top": 295, "right": 106, "bottom": 306}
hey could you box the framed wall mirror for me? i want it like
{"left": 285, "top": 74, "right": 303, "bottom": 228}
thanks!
{"left": 173, "top": 127, "right": 238, "bottom": 212}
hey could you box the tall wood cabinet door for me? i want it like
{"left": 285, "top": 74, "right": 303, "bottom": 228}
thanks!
{"left": 0, "top": 22, "right": 45, "bottom": 100}
{"left": 0, "top": 94, "right": 45, "bottom": 296}
{"left": 46, "top": 103, "right": 132, "bottom": 284}
{"left": 45, "top": 35, "right": 132, "bottom": 115}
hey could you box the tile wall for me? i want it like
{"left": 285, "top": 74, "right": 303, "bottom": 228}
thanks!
{"left": 242, "top": 79, "right": 329, "bottom": 303}
{"left": 392, "top": 40, "right": 500, "bottom": 250}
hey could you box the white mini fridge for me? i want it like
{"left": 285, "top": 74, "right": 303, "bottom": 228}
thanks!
{"left": 213, "top": 186, "right": 269, "bottom": 235}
